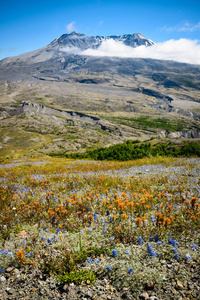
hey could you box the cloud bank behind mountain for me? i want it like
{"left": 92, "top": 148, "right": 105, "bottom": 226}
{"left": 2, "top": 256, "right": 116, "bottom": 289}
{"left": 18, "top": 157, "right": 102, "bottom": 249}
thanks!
{"left": 60, "top": 38, "right": 200, "bottom": 65}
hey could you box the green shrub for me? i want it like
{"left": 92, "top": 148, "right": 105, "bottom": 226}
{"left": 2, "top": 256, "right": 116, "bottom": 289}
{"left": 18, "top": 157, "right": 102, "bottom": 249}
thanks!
{"left": 57, "top": 270, "right": 96, "bottom": 285}
{"left": 64, "top": 140, "right": 200, "bottom": 161}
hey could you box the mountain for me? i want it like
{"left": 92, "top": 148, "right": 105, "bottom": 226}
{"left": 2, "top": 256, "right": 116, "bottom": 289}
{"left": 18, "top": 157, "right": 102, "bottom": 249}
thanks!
{"left": 0, "top": 31, "right": 155, "bottom": 67}
{"left": 48, "top": 31, "right": 155, "bottom": 50}
{"left": 0, "top": 32, "right": 200, "bottom": 159}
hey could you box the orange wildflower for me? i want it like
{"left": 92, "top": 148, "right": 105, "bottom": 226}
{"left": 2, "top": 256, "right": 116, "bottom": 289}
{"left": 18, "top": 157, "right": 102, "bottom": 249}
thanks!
{"left": 136, "top": 217, "right": 141, "bottom": 226}
{"left": 156, "top": 212, "right": 163, "bottom": 225}
{"left": 89, "top": 214, "right": 94, "bottom": 221}
{"left": 16, "top": 250, "right": 26, "bottom": 264}
{"left": 164, "top": 217, "right": 171, "bottom": 227}
{"left": 122, "top": 213, "right": 128, "bottom": 220}
{"left": 191, "top": 197, "right": 197, "bottom": 208}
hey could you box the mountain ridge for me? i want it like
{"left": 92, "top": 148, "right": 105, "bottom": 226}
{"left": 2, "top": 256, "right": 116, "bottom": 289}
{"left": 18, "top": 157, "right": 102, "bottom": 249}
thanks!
{"left": 0, "top": 31, "right": 155, "bottom": 64}
{"left": 48, "top": 31, "right": 155, "bottom": 50}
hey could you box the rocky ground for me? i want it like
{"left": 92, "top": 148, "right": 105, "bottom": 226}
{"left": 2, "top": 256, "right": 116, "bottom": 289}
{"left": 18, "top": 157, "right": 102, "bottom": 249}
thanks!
{"left": 0, "top": 250, "right": 199, "bottom": 300}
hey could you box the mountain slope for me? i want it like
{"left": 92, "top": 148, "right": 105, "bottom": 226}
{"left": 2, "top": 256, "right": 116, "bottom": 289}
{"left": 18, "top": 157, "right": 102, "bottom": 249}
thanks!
{"left": 0, "top": 32, "right": 200, "bottom": 159}
{"left": 0, "top": 32, "right": 155, "bottom": 65}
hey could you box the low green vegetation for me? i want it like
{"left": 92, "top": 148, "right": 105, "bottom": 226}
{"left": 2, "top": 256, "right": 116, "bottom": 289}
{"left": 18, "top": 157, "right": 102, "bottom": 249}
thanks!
{"left": 177, "top": 78, "right": 198, "bottom": 89}
{"left": 57, "top": 270, "right": 96, "bottom": 285}
{"left": 104, "top": 116, "right": 189, "bottom": 132}
{"left": 53, "top": 140, "right": 200, "bottom": 161}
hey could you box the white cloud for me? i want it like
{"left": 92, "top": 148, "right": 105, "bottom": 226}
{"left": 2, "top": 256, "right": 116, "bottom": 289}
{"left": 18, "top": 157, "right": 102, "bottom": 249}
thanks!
{"left": 60, "top": 38, "right": 200, "bottom": 65}
{"left": 66, "top": 21, "right": 76, "bottom": 32}
{"left": 162, "top": 21, "right": 200, "bottom": 33}
{"left": 60, "top": 46, "right": 81, "bottom": 55}
{"left": 82, "top": 39, "right": 200, "bottom": 65}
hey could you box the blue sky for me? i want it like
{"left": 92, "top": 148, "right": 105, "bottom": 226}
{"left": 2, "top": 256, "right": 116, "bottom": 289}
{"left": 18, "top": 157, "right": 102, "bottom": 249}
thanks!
{"left": 0, "top": 0, "right": 200, "bottom": 61}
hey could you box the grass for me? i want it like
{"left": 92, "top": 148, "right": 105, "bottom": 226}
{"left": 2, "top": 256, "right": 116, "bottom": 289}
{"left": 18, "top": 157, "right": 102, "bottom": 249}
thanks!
{"left": 104, "top": 116, "right": 190, "bottom": 132}
{"left": 0, "top": 156, "right": 199, "bottom": 296}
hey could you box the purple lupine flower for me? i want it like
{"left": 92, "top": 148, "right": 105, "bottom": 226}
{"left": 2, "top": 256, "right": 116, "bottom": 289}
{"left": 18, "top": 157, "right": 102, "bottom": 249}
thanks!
{"left": 149, "top": 237, "right": 153, "bottom": 242}
{"left": 125, "top": 250, "right": 130, "bottom": 254}
{"left": 88, "top": 258, "right": 93, "bottom": 264}
{"left": 102, "top": 224, "right": 107, "bottom": 233}
{"left": 95, "top": 258, "right": 100, "bottom": 265}
{"left": 47, "top": 237, "right": 52, "bottom": 244}
{"left": 174, "top": 253, "right": 180, "bottom": 260}
{"left": 168, "top": 238, "right": 179, "bottom": 247}
{"left": 94, "top": 214, "right": 98, "bottom": 220}
{"left": 45, "top": 229, "right": 49, "bottom": 233}
{"left": 190, "top": 243, "right": 198, "bottom": 251}
{"left": 128, "top": 268, "right": 133, "bottom": 274}
{"left": 41, "top": 236, "right": 45, "bottom": 241}
{"left": 112, "top": 249, "right": 118, "bottom": 257}
{"left": 88, "top": 227, "right": 92, "bottom": 232}
{"left": 149, "top": 250, "right": 157, "bottom": 257}
{"left": 185, "top": 254, "right": 192, "bottom": 261}
{"left": 106, "top": 266, "right": 112, "bottom": 271}
{"left": 148, "top": 244, "right": 156, "bottom": 257}
{"left": 154, "top": 234, "right": 159, "bottom": 242}
{"left": 172, "top": 240, "right": 179, "bottom": 247}
{"left": 172, "top": 247, "right": 178, "bottom": 253}
{"left": 138, "top": 236, "right": 143, "bottom": 245}
{"left": 147, "top": 244, "right": 153, "bottom": 254}
{"left": 106, "top": 210, "right": 110, "bottom": 216}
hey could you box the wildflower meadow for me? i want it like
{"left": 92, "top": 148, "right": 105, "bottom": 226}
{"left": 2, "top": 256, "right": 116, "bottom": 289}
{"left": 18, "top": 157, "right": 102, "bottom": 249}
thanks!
{"left": 0, "top": 156, "right": 199, "bottom": 298}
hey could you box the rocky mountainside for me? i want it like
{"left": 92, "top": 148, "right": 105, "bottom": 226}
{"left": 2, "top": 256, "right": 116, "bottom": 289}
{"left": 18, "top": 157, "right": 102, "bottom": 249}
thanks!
{"left": 47, "top": 31, "right": 155, "bottom": 50}
{"left": 0, "top": 32, "right": 200, "bottom": 159}
{"left": 0, "top": 32, "right": 155, "bottom": 66}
